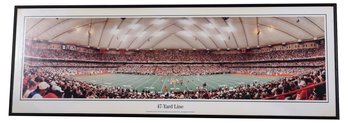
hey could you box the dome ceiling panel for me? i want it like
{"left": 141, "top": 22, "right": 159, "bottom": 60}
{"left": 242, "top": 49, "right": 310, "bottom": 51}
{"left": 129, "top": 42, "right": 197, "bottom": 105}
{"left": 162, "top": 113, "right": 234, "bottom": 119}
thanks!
{"left": 278, "top": 17, "right": 324, "bottom": 38}
{"left": 228, "top": 17, "right": 249, "bottom": 48}
{"left": 241, "top": 17, "right": 258, "bottom": 48}
{"left": 260, "top": 17, "right": 311, "bottom": 40}
{"left": 153, "top": 35, "right": 192, "bottom": 49}
{"left": 56, "top": 25, "right": 89, "bottom": 46}
{"left": 96, "top": 19, "right": 121, "bottom": 48}
{"left": 258, "top": 24, "right": 297, "bottom": 46}
{"left": 25, "top": 16, "right": 325, "bottom": 50}
{"left": 86, "top": 22, "right": 105, "bottom": 48}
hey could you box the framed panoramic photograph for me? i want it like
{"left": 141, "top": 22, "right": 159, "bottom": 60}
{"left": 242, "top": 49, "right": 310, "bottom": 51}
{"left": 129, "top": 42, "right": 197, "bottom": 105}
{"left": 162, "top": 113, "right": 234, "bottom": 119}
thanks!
{"left": 9, "top": 4, "right": 339, "bottom": 119}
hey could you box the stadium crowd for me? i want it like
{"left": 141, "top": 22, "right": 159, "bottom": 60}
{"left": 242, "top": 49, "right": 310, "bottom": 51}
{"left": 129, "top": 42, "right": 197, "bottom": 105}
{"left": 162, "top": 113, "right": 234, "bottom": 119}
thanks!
{"left": 22, "top": 64, "right": 319, "bottom": 76}
{"left": 22, "top": 41, "right": 326, "bottom": 100}
{"left": 25, "top": 47, "right": 325, "bottom": 62}
{"left": 25, "top": 60, "right": 324, "bottom": 68}
{"left": 223, "top": 60, "right": 325, "bottom": 67}
{"left": 22, "top": 67, "right": 326, "bottom": 100}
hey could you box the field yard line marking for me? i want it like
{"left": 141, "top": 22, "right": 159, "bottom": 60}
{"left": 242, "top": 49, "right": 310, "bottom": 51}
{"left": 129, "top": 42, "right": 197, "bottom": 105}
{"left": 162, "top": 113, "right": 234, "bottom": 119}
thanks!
{"left": 180, "top": 76, "right": 190, "bottom": 90}
{"left": 180, "top": 76, "right": 190, "bottom": 91}
{"left": 106, "top": 74, "right": 134, "bottom": 85}
{"left": 150, "top": 76, "right": 162, "bottom": 91}
{"left": 192, "top": 75, "right": 216, "bottom": 90}
{"left": 224, "top": 75, "right": 241, "bottom": 86}
{"left": 160, "top": 76, "right": 167, "bottom": 92}
{"left": 182, "top": 76, "right": 197, "bottom": 91}
{"left": 202, "top": 75, "right": 222, "bottom": 90}
{"left": 144, "top": 76, "right": 159, "bottom": 91}
{"left": 189, "top": 76, "right": 207, "bottom": 90}
{"left": 206, "top": 75, "right": 230, "bottom": 88}
{"left": 128, "top": 75, "right": 153, "bottom": 90}
{"left": 208, "top": 74, "right": 239, "bottom": 88}
{"left": 169, "top": 76, "right": 176, "bottom": 91}
{"left": 114, "top": 74, "right": 148, "bottom": 86}
{"left": 149, "top": 75, "right": 161, "bottom": 87}
{"left": 134, "top": 75, "right": 157, "bottom": 90}
{"left": 156, "top": 76, "right": 164, "bottom": 92}
{"left": 206, "top": 74, "right": 233, "bottom": 87}
{"left": 200, "top": 75, "right": 221, "bottom": 86}
{"left": 100, "top": 74, "right": 145, "bottom": 87}
{"left": 137, "top": 75, "right": 164, "bottom": 91}
{"left": 131, "top": 75, "right": 150, "bottom": 87}
{"left": 224, "top": 74, "right": 249, "bottom": 86}
{"left": 173, "top": 76, "right": 185, "bottom": 91}
{"left": 95, "top": 74, "right": 125, "bottom": 84}
{"left": 181, "top": 76, "right": 188, "bottom": 90}
{"left": 103, "top": 75, "right": 128, "bottom": 85}
{"left": 183, "top": 76, "right": 200, "bottom": 91}
{"left": 195, "top": 75, "right": 218, "bottom": 89}
{"left": 161, "top": 76, "right": 173, "bottom": 92}
{"left": 172, "top": 76, "right": 177, "bottom": 90}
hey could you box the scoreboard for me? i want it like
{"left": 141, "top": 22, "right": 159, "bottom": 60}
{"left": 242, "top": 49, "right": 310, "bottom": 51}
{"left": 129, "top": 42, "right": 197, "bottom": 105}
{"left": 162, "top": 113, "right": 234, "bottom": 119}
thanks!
{"left": 61, "top": 44, "right": 78, "bottom": 51}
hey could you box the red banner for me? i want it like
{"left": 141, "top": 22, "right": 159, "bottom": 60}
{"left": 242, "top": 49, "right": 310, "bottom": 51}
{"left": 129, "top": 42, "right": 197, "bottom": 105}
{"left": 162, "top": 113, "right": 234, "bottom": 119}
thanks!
{"left": 99, "top": 48, "right": 106, "bottom": 54}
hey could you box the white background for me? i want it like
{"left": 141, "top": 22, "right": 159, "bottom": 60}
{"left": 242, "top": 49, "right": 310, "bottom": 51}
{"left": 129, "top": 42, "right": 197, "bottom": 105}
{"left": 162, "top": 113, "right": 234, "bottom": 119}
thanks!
{"left": 0, "top": 0, "right": 346, "bottom": 122}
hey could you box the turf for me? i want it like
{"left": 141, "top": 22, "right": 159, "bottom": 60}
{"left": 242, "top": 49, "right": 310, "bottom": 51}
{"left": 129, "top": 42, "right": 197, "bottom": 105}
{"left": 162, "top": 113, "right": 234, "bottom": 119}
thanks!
{"left": 71, "top": 74, "right": 284, "bottom": 92}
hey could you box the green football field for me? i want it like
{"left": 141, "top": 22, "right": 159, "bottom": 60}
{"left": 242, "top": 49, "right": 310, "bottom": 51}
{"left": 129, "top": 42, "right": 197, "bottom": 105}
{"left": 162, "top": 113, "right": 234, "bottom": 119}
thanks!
{"left": 71, "top": 74, "right": 284, "bottom": 92}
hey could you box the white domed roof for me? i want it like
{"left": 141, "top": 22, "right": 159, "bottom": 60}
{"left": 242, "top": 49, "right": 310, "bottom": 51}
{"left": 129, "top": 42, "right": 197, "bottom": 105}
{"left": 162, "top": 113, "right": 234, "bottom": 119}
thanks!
{"left": 25, "top": 16, "right": 324, "bottom": 50}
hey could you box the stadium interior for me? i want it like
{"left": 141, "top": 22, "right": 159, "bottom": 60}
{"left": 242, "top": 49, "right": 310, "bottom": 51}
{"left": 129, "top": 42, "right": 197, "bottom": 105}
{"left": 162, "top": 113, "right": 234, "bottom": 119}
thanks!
{"left": 22, "top": 17, "right": 326, "bottom": 100}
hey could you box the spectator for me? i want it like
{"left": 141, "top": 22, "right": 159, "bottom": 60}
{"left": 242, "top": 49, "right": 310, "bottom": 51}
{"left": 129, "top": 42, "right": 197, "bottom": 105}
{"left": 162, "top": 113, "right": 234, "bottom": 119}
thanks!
{"left": 31, "top": 82, "right": 50, "bottom": 98}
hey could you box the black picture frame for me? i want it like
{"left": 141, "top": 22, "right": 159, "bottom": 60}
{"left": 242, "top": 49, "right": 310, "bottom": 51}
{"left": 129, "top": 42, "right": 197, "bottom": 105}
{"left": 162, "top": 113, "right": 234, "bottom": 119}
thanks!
{"left": 9, "top": 4, "right": 339, "bottom": 119}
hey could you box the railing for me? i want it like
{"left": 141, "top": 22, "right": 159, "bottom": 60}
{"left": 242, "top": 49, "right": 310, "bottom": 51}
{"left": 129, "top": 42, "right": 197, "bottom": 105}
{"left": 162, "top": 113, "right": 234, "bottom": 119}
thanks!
{"left": 262, "top": 82, "right": 326, "bottom": 100}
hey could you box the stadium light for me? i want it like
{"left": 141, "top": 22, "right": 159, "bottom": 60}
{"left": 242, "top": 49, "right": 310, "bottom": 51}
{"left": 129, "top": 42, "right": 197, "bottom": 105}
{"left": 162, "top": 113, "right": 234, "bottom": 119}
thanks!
{"left": 313, "top": 37, "right": 318, "bottom": 40}
{"left": 298, "top": 39, "right": 302, "bottom": 42}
